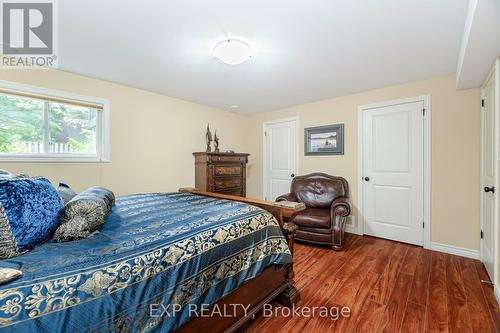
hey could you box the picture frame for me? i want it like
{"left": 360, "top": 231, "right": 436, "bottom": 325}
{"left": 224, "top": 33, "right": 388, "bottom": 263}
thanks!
{"left": 304, "top": 124, "right": 344, "bottom": 155}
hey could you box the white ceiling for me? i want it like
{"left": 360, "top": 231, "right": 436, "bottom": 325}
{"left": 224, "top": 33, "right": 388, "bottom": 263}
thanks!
{"left": 59, "top": 0, "right": 470, "bottom": 113}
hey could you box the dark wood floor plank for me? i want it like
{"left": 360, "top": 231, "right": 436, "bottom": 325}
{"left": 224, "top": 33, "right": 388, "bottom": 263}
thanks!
{"left": 400, "top": 301, "right": 425, "bottom": 333}
{"left": 425, "top": 251, "right": 449, "bottom": 333}
{"left": 329, "top": 272, "right": 380, "bottom": 332}
{"left": 461, "top": 258, "right": 496, "bottom": 333}
{"left": 352, "top": 300, "right": 386, "bottom": 333}
{"left": 333, "top": 238, "right": 374, "bottom": 281}
{"left": 474, "top": 261, "right": 500, "bottom": 332}
{"left": 370, "top": 250, "right": 405, "bottom": 305}
{"left": 446, "top": 255, "right": 467, "bottom": 302}
{"left": 446, "top": 255, "right": 473, "bottom": 333}
{"left": 371, "top": 254, "right": 390, "bottom": 275}
{"left": 242, "top": 235, "right": 500, "bottom": 333}
{"left": 400, "top": 246, "right": 420, "bottom": 275}
{"left": 379, "top": 272, "right": 413, "bottom": 333}
{"left": 298, "top": 302, "right": 346, "bottom": 333}
{"left": 341, "top": 256, "right": 378, "bottom": 290}
{"left": 409, "top": 249, "right": 431, "bottom": 306}
{"left": 392, "top": 242, "right": 410, "bottom": 258}
{"left": 447, "top": 295, "right": 473, "bottom": 333}
{"left": 475, "top": 259, "right": 492, "bottom": 282}
{"left": 278, "top": 277, "right": 343, "bottom": 333}
{"left": 368, "top": 237, "right": 397, "bottom": 275}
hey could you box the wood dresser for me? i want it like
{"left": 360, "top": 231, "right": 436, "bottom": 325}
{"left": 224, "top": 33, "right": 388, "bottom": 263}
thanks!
{"left": 193, "top": 152, "right": 250, "bottom": 197}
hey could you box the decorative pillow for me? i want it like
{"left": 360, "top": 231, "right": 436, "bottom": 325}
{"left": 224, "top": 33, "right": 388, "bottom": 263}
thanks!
{"left": 15, "top": 173, "right": 30, "bottom": 178}
{"left": 57, "top": 182, "right": 77, "bottom": 205}
{"left": 53, "top": 187, "right": 115, "bottom": 242}
{"left": 0, "top": 170, "right": 13, "bottom": 179}
{"left": 0, "top": 177, "right": 63, "bottom": 259}
{"left": 0, "top": 268, "right": 22, "bottom": 285}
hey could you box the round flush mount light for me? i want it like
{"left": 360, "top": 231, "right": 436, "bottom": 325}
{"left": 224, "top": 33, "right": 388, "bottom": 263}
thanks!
{"left": 213, "top": 39, "right": 252, "bottom": 65}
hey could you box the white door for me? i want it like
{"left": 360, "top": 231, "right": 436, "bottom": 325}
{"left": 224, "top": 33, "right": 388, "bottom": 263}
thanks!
{"left": 264, "top": 118, "right": 297, "bottom": 201}
{"left": 481, "top": 72, "right": 495, "bottom": 279}
{"left": 362, "top": 101, "right": 424, "bottom": 245}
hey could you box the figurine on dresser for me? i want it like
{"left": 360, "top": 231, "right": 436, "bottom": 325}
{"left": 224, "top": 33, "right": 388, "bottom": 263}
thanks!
{"left": 213, "top": 131, "right": 220, "bottom": 153}
{"left": 205, "top": 124, "right": 213, "bottom": 152}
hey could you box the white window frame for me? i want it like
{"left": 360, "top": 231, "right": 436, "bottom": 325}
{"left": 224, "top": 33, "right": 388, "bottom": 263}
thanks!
{"left": 0, "top": 80, "right": 110, "bottom": 162}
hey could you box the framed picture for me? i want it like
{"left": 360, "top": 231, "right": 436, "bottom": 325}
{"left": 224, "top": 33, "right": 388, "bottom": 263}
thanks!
{"left": 304, "top": 124, "right": 344, "bottom": 155}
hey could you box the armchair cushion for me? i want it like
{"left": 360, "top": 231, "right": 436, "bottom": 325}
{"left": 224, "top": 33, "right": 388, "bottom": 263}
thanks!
{"left": 295, "top": 225, "right": 332, "bottom": 235}
{"left": 293, "top": 208, "right": 331, "bottom": 229}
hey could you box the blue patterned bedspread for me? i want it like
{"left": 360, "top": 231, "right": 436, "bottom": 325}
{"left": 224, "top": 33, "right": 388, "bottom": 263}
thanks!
{"left": 0, "top": 192, "right": 291, "bottom": 332}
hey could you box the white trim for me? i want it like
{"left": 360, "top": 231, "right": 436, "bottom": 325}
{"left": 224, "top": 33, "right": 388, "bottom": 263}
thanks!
{"left": 357, "top": 95, "right": 431, "bottom": 248}
{"left": 495, "top": 57, "right": 500, "bottom": 292}
{"left": 262, "top": 116, "right": 299, "bottom": 200}
{"left": 479, "top": 74, "right": 485, "bottom": 261}
{"left": 455, "top": 0, "right": 478, "bottom": 87}
{"left": 480, "top": 65, "right": 496, "bottom": 282}
{"left": 100, "top": 99, "right": 111, "bottom": 162}
{"left": 0, "top": 154, "right": 104, "bottom": 163}
{"left": 0, "top": 80, "right": 110, "bottom": 162}
{"left": 344, "top": 215, "right": 358, "bottom": 234}
{"left": 356, "top": 106, "right": 364, "bottom": 236}
{"left": 430, "top": 242, "right": 479, "bottom": 260}
{"left": 0, "top": 80, "right": 108, "bottom": 107}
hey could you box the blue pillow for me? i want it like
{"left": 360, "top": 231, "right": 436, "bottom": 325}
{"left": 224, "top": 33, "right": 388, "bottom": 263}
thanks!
{"left": 57, "top": 182, "right": 77, "bottom": 205}
{"left": 0, "top": 177, "right": 63, "bottom": 258}
{"left": 0, "top": 170, "right": 13, "bottom": 179}
{"left": 54, "top": 187, "right": 115, "bottom": 242}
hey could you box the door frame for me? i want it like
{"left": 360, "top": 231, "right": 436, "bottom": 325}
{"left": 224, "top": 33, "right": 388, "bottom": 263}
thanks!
{"left": 480, "top": 62, "right": 499, "bottom": 282}
{"left": 494, "top": 57, "right": 500, "bottom": 303}
{"left": 357, "top": 95, "right": 431, "bottom": 249}
{"left": 262, "top": 116, "right": 300, "bottom": 200}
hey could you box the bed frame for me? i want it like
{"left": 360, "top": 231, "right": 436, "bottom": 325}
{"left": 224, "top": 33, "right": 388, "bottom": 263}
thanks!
{"left": 176, "top": 189, "right": 303, "bottom": 333}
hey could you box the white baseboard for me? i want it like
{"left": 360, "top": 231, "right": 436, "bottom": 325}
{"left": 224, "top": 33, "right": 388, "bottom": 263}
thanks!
{"left": 430, "top": 242, "right": 479, "bottom": 260}
{"left": 345, "top": 226, "right": 361, "bottom": 234}
{"left": 345, "top": 215, "right": 362, "bottom": 235}
{"left": 343, "top": 228, "right": 479, "bottom": 260}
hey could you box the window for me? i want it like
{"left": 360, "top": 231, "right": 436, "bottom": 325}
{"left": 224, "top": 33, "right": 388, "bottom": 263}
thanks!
{"left": 0, "top": 81, "right": 109, "bottom": 162}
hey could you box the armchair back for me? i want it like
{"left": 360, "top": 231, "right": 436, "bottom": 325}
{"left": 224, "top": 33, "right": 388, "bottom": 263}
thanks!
{"left": 290, "top": 173, "right": 349, "bottom": 208}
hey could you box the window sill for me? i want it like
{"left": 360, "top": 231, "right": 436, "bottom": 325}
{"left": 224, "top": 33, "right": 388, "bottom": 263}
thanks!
{"left": 0, "top": 154, "right": 110, "bottom": 163}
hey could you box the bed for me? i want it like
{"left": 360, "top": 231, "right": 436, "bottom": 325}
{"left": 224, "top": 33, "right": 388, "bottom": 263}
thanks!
{"left": 0, "top": 191, "right": 300, "bottom": 332}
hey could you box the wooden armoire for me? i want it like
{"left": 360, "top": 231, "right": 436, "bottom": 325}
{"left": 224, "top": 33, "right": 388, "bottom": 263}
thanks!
{"left": 193, "top": 152, "right": 249, "bottom": 197}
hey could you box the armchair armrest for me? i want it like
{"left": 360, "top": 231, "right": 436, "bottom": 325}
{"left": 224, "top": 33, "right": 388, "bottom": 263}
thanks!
{"left": 330, "top": 196, "right": 351, "bottom": 217}
{"left": 276, "top": 193, "right": 298, "bottom": 202}
{"left": 330, "top": 196, "right": 351, "bottom": 251}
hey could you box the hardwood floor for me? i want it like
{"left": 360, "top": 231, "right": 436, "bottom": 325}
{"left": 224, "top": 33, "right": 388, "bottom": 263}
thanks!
{"left": 242, "top": 234, "right": 500, "bottom": 333}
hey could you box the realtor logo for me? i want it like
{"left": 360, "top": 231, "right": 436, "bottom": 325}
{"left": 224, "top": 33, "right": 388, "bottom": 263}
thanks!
{"left": 1, "top": 0, "right": 58, "bottom": 67}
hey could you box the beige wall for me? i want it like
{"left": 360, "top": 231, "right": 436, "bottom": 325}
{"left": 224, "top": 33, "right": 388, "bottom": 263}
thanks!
{"left": 246, "top": 75, "right": 480, "bottom": 251}
{"left": 0, "top": 71, "right": 481, "bottom": 251}
{"left": 0, "top": 70, "right": 247, "bottom": 195}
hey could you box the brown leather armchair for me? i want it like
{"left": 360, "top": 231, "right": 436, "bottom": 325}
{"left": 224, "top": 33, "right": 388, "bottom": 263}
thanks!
{"left": 276, "top": 173, "right": 351, "bottom": 250}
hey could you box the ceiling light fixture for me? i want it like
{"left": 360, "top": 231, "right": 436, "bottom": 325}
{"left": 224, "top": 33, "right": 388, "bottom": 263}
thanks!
{"left": 213, "top": 39, "right": 252, "bottom": 65}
